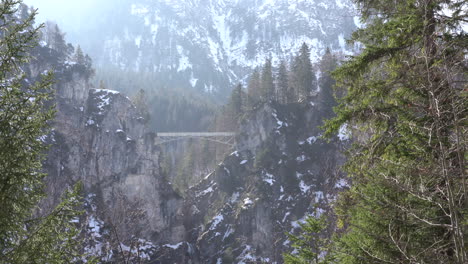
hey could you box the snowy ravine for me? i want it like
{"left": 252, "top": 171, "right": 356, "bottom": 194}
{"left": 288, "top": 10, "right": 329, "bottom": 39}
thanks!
{"left": 73, "top": 0, "right": 357, "bottom": 96}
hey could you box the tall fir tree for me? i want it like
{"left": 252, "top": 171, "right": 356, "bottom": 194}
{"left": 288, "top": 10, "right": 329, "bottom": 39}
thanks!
{"left": 75, "top": 45, "right": 85, "bottom": 65}
{"left": 325, "top": 0, "right": 467, "bottom": 263}
{"left": 260, "top": 58, "right": 275, "bottom": 101}
{"left": 290, "top": 43, "right": 315, "bottom": 101}
{"left": 0, "top": 1, "right": 88, "bottom": 262}
{"left": 229, "top": 83, "right": 243, "bottom": 118}
{"left": 132, "top": 88, "right": 151, "bottom": 123}
{"left": 283, "top": 215, "right": 332, "bottom": 264}
{"left": 247, "top": 68, "right": 261, "bottom": 108}
{"left": 276, "top": 60, "right": 289, "bottom": 104}
{"left": 220, "top": 83, "right": 244, "bottom": 131}
{"left": 317, "top": 48, "right": 338, "bottom": 118}
{"left": 52, "top": 24, "right": 67, "bottom": 59}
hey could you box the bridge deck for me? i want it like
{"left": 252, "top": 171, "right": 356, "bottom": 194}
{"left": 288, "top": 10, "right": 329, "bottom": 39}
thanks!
{"left": 156, "top": 132, "right": 235, "bottom": 137}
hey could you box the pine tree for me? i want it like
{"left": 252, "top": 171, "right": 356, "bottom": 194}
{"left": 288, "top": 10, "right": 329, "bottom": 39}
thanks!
{"left": 0, "top": 1, "right": 88, "bottom": 262}
{"left": 325, "top": 0, "right": 467, "bottom": 263}
{"left": 260, "top": 58, "right": 275, "bottom": 101}
{"left": 276, "top": 60, "right": 289, "bottom": 104}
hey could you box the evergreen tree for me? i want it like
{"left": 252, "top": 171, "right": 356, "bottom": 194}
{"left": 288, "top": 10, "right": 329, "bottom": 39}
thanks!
{"left": 220, "top": 83, "right": 244, "bottom": 131}
{"left": 75, "top": 45, "right": 85, "bottom": 65}
{"left": 0, "top": 1, "right": 87, "bottom": 262}
{"left": 325, "top": 0, "right": 467, "bottom": 263}
{"left": 276, "top": 60, "right": 289, "bottom": 104}
{"left": 290, "top": 43, "right": 315, "bottom": 101}
{"left": 229, "top": 83, "right": 243, "bottom": 119}
{"left": 317, "top": 48, "right": 338, "bottom": 117}
{"left": 52, "top": 24, "right": 67, "bottom": 58}
{"left": 247, "top": 68, "right": 261, "bottom": 108}
{"left": 74, "top": 45, "right": 94, "bottom": 78}
{"left": 283, "top": 215, "right": 332, "bottom": 264}
{"left": 260, "top": 58, "right": 275, "bottom": 101}
{"left": 132, "top": 88, "right": 151, "bottom": 123}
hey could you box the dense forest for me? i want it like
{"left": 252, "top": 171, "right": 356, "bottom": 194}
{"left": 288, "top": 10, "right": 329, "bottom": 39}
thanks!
{"left": 0, "top": 0, "right": 466, "bottom": 263}
{"left": 286, "top": 1, "right": 468, "bottom": 263}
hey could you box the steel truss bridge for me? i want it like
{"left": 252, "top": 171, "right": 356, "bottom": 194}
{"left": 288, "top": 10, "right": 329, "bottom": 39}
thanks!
{"left": 155, "top": 132, "right": 236, "bottom": 147}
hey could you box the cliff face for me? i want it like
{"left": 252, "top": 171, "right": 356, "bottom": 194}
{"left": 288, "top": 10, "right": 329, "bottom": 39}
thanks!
{"left": 29, "top": 45, "right": 185, "bottom": 262}
{"left": 172, "top": 100, "right": 348, "bottom": 263}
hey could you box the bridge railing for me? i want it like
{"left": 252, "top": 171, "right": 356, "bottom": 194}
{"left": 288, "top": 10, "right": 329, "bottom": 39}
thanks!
{"left": 154, "top": 132, "right": 236, "bottom": 147}
{"left": 156, "top": 132, "right": 235, "bottom": 137}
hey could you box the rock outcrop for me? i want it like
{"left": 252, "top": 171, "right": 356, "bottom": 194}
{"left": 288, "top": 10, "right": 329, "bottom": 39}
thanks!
{"left": 29, "top": 44, "right": 185, "bottom": 262}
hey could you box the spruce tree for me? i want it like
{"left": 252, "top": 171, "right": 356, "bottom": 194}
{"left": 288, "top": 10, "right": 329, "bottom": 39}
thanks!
{"left": 260, "top": 58, "right": 275, "bottom": 101}
{"left": 75, "top": 45, "right": 85, "bottom": 65}
{"left": 283, "top": 215, "right": 332, "bottom": 264}
{"left": 0, "top": 1, "right": 87, "bottom": 262}
{"left": 325, "top": 0, "right": 467, "bottom": 263}
{"left": 132, "top": 88, "right": 151, "bottom": 123}
{"left": 230, "top": 83, "right": 243, "bottom": 118}
{"left": 317, "top": 48, "right": 338, "bottom": 117}
{"left": 221, "top": 83, "right": 243, "bottom": 131}
{"left": 52, "top": 24, "right": 67, "bottom": 59}
{"left": 290, "top": 43, "right": 315, "bottom": 101}
{"left": 247, "top": 68, "right": 261, "bottom": 108}
{"left": 276, "top": 60, "right": 289, "bottom": 104}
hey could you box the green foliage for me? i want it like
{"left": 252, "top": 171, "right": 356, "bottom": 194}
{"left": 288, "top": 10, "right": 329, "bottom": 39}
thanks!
{"left": 96, "top": 67, "right": 217, "bottom": 132}
{"left": 260, "top": 58, "right": 275, "bottom": 101}
{"left": 0, "top": 1, "right": 88, "bottom": 262}
{"left": 276, "top": 60, "right": 289, "bottom": 104}
{"left": 283, "top": 215, "right": 331, "bottom": 264}
{"left": 324, "top": 0, "right": 467, "bottom": 263}
{"left": 131, "top": 88, "right": 150, "bottom": 123}
{"left": 222, "top": 247, "right": 235, "bottom": 263}
{"left": 290, "top": 43, "right": 316, "bottom": 101}
{"left": 0, "top": 1, "right": 54, "bottom": 240}
{"left": 317, "top": 47, "right": 338, "bottom": 117}
{"left": 247, "top": 68, "right": 261, "bottom": 107}
{"left": 220, "top": 83, "right": 244, "bottom": 131}
{"left": 6, "top": 184, "right": 94, "bottom": 264}
{"left": 245, "top": 44, "right": 319, "bottom": 105}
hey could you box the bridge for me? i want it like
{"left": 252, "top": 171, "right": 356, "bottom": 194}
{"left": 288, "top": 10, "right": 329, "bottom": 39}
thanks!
{"left": 155, "top": 132, "right": 236, "bottom": 147}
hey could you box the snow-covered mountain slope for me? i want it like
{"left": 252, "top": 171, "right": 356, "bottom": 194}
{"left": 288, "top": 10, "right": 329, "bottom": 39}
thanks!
{"left": 72, "top": 0, "right": 357, "bottom": 96}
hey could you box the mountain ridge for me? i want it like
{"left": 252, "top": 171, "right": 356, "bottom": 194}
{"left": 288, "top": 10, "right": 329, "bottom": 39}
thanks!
{"left": 29, "top": 0, "right": 357, "bottom": 96}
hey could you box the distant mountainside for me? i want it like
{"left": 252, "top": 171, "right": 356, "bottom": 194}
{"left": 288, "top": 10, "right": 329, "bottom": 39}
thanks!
{"left": 51, "top": 0, "right": 358, "bottom": 97}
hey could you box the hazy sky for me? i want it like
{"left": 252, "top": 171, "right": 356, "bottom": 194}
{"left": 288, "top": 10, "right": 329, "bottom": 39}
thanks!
{"left": 24, "top": 0, "right": 103, "bottom": 33}
{"left": 23, "top": 0, "right": 113, "bottom": 47}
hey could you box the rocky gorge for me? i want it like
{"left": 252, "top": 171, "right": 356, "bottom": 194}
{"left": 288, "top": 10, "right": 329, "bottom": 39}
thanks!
{"left": 29, "top": 42, "right": 348, "bottom": 263}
